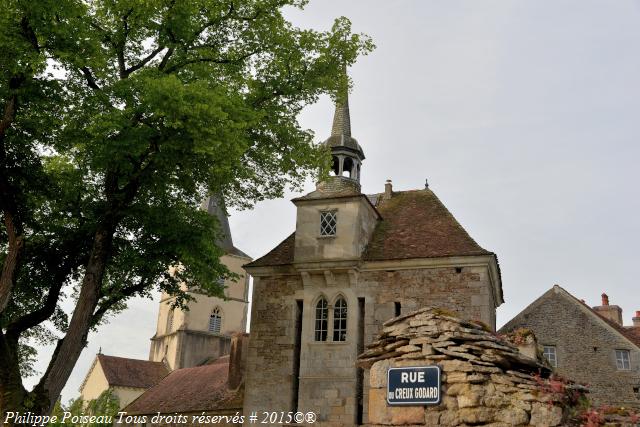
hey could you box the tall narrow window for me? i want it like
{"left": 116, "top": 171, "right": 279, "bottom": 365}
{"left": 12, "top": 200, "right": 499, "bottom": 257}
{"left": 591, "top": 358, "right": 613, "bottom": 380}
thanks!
{"left": 166, "top": 308, "right": 174, "bottom": 334}
{"left": 320, "top": 211, "right": 337, "bottom": 236}
{"left": 543, "top": 346, "right": 557, "bottom": 367}
{"left": 315, "top": 298, "right": 328, "bottom": 341}
{"left": 209, "top": 307, "right": 222, "bottom": 333}
{"left": 333, "top": 297, "right": 348, "bottom": 341}
{"left": 616, "top": 350, "right": 631, "bottom": 370}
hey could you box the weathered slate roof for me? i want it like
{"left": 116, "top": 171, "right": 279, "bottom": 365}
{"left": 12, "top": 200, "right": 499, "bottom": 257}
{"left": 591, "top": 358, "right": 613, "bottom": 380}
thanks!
{"left": 97, "top": 355, "right": 168, "bottom": 389}
{"left": 623, "top": 326, "right": 640, "bottom": 347}
{"left": 364, "top": 189, "right": 492, "bottom": 261}
{"left": 124, "top": 356, "right": 242, "bottom": 415}
{"left": 245, "top": 188, "right": 492, "bottom": 268}
{"left": 245, "top": 233, "right": 295, "bottom": 267}
{"left": 597, "top": 316, "right": 640, "bottom": 348}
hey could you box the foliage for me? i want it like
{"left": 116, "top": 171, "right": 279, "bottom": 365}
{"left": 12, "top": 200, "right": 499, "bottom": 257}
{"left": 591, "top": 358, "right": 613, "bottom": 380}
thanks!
{"left": 532, "top": 373, "right": 594, "bottom": 425}
{"left": 504, "top": 327, "right": 535, "bottom": 345}
{"left": 47, "top": 390, "right": 120, "bottom": 427}
{"left": 0, "top": 0, "right": 373, "bottom": 416}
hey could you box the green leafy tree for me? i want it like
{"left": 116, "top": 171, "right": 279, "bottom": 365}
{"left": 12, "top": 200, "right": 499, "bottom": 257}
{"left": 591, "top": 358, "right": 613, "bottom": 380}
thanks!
{"left": 47, "top": 390, "right": 119, "bottom": 427}
{"left": 0, "top": 0, "right": 373, "bottom": 419}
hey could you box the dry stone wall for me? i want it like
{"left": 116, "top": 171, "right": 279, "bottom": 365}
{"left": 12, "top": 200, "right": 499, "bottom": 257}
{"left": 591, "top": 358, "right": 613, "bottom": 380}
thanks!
{"left": 358, "top": 308, "right": 587, "bottom": 427}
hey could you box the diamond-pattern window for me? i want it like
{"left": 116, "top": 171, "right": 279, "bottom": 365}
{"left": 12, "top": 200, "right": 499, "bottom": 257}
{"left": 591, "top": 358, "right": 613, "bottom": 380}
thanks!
{"left": 320, "top": 211, "right": 337, "bottom": 236}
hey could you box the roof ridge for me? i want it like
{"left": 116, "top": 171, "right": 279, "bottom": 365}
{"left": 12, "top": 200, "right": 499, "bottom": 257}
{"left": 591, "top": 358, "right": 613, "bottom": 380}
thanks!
{"left": 99, "top": 354, "right": 160, "bottom": 362}
{"left": 529, "top": 285, "right": 640, "bottom": 349}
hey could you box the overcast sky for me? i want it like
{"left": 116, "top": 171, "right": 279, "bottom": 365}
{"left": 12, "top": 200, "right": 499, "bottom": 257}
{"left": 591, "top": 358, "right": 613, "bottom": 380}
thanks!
{"left": 29, "top": 0, "right": 640, "bottom": 402}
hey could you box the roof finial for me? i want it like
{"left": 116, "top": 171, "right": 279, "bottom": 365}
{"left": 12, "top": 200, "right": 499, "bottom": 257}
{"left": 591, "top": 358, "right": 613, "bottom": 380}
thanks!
{"left": 425, "top": 178, "right": 429, "bottom": 189}
{"left": 98, "top": 347, "right": 102, "bottom": 354}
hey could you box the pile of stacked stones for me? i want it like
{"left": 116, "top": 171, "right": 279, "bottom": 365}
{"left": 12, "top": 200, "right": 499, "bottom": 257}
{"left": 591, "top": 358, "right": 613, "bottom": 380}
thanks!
{"left": 357, "top": 308, "right": 587, "bottom": 427}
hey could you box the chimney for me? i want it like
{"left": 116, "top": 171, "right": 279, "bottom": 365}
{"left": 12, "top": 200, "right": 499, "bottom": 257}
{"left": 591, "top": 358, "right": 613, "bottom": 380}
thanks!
{"left": 633, "top": 311, "right": 640, "bottom": 328}
{"left": 592, "top": 292, "right": 623, "bottom": 326}
{"left": 383, "top": 179, "right": 393, "bottom": 200}
{"left": 228, "top": 332, "right": 249, "bottom": 390}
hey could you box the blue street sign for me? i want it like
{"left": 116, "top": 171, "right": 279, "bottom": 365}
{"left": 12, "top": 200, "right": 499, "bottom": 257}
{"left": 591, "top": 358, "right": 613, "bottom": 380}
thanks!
{"left": 387, "top": 366, "right": 441, "bottom": 406}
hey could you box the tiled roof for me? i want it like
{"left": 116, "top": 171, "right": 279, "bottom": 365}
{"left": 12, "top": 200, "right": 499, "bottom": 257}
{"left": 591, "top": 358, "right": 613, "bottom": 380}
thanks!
{"left": 364, "top": 189, "right": 492, "bottom": 261}
{"left": 124, "top": 356, "right": 242, "bottom": 415}
{"left": 595, "top": 315, "right": 640, "bottom": 348}
{"left": 244, "top": 233, "right": 295, "bottom": 268}
{"left": 624, "top": 327, "right": 640, "bottom": 347}
{"left": 245, "top": 188, "right": 492, "bottom": 268}
{"left": 97, "top": 355, "right": 168, "bottom": 389}
{"left": 226, "top": 246, "right": 251, "bottom": 259}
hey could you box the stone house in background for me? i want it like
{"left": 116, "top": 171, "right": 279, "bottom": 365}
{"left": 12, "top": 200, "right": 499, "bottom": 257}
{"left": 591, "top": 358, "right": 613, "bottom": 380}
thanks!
{"left": 242, "top": 93, "right": 503, "bottom": 425}
{"left": 500, "top": 285, "right": 640, "bottom": 409}
{"left": 78, "top": 354, "right": 168, "bottom": 409}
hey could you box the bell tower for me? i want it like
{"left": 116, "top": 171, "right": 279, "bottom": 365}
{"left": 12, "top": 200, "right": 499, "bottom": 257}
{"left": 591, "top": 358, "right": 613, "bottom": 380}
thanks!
{"left": 292, "top": 89, "right": 379, "bottom": 264}
{"left": 316, "top": 92, "right": 366, "bottom": 196}
{"left": 149, "top": 196, "right": 251, "bottom": 370}
{"left": 326, "top": 95, "right": 365, "bottom": 182}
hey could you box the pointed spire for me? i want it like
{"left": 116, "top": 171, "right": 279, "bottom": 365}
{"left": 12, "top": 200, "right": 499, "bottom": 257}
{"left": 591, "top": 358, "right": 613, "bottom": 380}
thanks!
{"left": 330, "top": 94, "right": 351, "bottom": 138}
{"left": 201, "top": 195, "right": 233, "bottom": 252}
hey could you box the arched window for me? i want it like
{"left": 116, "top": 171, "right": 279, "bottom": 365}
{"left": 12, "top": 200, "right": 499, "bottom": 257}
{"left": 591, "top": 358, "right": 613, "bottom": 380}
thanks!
{"left": 166, "top": 308, "right": 174, "bottom": 334}
{"left": 209, "top": 307, "right": 222, "bottom": 333}
{"left": 315, "top": 298, "right": 328, "bottom": 341}
{"left": 333, "top": 297, "right": 348, "bottom": 341}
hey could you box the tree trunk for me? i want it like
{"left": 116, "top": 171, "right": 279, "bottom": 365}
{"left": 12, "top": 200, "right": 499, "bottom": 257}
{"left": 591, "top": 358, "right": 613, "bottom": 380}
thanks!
{"left": 39, "top": 224, "right": 115, "bottom": 412}
{"left": 0, "top": 333, "right": 27, "bottom": 424}
{"left": 0, "top": 94, "right": 23, "bottom": 314}
{"left": 0, "top": 211, "right": 24, "bottom": 313}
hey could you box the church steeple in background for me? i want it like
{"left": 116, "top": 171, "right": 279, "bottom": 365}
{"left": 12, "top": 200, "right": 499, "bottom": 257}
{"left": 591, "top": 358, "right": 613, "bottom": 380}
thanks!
{"left": 201, "top": 195, "right": 233, "bottom": 252}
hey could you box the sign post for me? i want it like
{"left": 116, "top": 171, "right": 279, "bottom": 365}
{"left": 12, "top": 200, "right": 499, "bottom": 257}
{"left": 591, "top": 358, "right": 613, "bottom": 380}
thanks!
{"left": 386, "top": 366, "right": 441, "bottom": 406}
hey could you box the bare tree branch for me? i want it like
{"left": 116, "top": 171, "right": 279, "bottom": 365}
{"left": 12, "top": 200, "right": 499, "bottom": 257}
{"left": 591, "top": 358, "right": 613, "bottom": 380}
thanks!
{"left": 164, "top": 49, "right": 260, "bottom": 74}
{"left": 80, "top": 67, "right": 101, "bottom": 90}
{"left": 91, "top": 278, "right": 150, "bottom": 327}
{"left": 124, "top": 45, "right": 165, "bottom": 76}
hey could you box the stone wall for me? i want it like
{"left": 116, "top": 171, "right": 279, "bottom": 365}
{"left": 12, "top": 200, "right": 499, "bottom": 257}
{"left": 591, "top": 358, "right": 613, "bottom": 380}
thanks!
{"left": 243, "top": 258, "right": 499, "bottom": 426}
{"left": 243, "top": 275, "right": 303, "bottom": 418}
{"left": 500, "top": 287, "right": 640, "bottom": 409}
{"left": 359, "top": 264, "right": 496, "bottom": 336}
{"left": 358, "top": 308, "right": 587, "bottom": 427}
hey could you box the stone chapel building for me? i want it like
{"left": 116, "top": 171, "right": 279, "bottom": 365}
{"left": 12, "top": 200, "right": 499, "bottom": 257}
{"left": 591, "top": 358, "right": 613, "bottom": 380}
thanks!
{"left": 242, "top": 95, "right": 504, "bottom": 425}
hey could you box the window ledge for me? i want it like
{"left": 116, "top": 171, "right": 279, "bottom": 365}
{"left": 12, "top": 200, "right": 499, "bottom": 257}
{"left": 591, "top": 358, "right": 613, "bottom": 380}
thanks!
{"left": 309, "top": 341, "right": 350, "bottom": 346}
{"left": 317, "top": 235, "right": 337, "bottom": 239}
